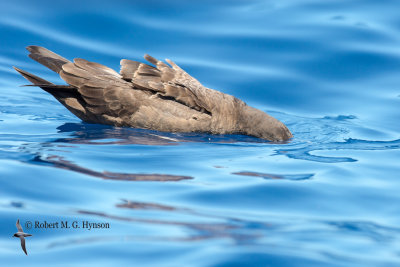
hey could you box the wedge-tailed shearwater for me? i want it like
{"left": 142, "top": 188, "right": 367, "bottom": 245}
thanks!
{"left": 14, "top": 46, "right": 292, "bottom": 141}
{"left": 13, "top": 219, "right": 32, "bottom": 255}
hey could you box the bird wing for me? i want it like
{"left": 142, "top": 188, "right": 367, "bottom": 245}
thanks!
{"left": 27, "top": 45, "right": 71, "bottom": 74}
{"left": 16, "top": 219, "right": 23, "bottom": 232}
{"left": 120, "top": 55, "right": 213, "bottom": 115}
{"left": 20, "top": 237, "right": 27, "bottom": 255}
{"left": 59, "top": 58, "right": 141, "bottom": 120}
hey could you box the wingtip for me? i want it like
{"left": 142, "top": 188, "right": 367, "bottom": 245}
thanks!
{"left": 165, "top": 58, "right": 173, "bottom": 66}
{"left": 143, "top": 54, "right": 150, "bottom": 61}
{"left": 26, "top": 45, "right": 34, "bottom": 52}
{"left": 26, "top": 45, "right": 40, "bottom": 53}
{"left": 165, "top": 59, "right": 178, "bottom": 69}
{"left": 144, "top": 54, "right": 158, "bottom": 65}
{"left": 13, "top": 66, "right": 26, "bottom": 75}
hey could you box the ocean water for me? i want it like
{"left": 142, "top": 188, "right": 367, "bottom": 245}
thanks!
{"left": 1, "top": 0, "right": 400, "bottom": 266}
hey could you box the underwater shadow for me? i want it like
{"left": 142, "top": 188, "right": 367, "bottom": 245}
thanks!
{"left": 47, "top": 197, "right": 274, "bottom": 249}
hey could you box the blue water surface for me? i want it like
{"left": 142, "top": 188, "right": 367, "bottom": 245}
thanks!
{"left": 1, "top": 0, "right": 400, "bottom": 266}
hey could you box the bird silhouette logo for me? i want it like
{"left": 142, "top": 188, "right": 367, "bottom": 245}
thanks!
{"left": 13, "top": 219, "right": 32, "bottom": 255}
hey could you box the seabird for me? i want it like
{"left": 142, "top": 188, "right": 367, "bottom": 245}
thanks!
{"left": 13, "top": 219, "right": 32, "bottom": 255}
{"left": 14, "top": 46, "right": 292, "bottom": 141}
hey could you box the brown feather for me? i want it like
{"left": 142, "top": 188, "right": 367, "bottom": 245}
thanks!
{"left": 13, "top": 66, "right": 54, "bottom": 85}
{"left": 78, "top": 85, "right": 105, "bottom": 98}
{"left": 26, "top": 46, "right": 70, "bottom": 73}
{"left": 62, "top": 62, "right": 91, "bottom": 79}
{"left": 120, "top": 59, "right": 140, "bottom": 81}
{"left": 14, "top": 46, "right": 293, "bottom": 141}
{"left": 74, "top": 58, "right": 120, "bottom": 77}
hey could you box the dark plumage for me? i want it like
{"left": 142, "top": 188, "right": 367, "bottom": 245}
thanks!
{"left": 14, "top": 46, "right": 292, "bottom": 141}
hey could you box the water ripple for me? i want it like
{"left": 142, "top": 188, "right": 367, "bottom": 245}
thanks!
{"left": 278, "top": 138, "right": 400, "bottom": 163}
{"left": 2, "top": 0, "right": 400, "bottom": 266}
{"left": 232, "top": 171, "right": 314, "bottom": 181}
{"left": 0, "top": 17, "right": 141, "bottom": 58}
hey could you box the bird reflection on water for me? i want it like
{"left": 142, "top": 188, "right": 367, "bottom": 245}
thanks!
{"left": 16, "top": 119, "right": 400, "bottom": 185}
{"left": 32, "top": 155, "right": 193, "bottom": 181}
{"left": 15, "top": 122, "right": 278, "bottom": 183}
{"left": 54, "top": 122, "right": 270, "bottom": 145}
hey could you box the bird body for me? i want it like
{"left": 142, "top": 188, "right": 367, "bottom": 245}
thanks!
{"left": 13, "top": 219, "right": 32, "bottom": 255}
{"left": 14, "top": 46, "right": 292, "bottom": 141}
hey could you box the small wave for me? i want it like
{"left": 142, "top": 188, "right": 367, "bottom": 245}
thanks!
{"left": 232, "top": 171, "right": 313, "bottom": 181}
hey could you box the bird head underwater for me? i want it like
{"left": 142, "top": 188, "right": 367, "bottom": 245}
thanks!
{"left": 14, "top": 46, "right": 292, "bottom": 142}
{"left": 239, "top": 105, "right": 292, "bottom": 141}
